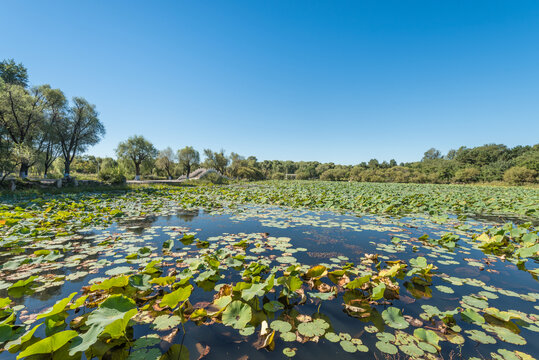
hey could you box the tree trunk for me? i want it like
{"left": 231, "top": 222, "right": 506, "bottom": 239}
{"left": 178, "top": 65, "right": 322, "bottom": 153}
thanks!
{"left": 135, "top": 162, "right": 141, "bottom": 180}
{"left": 64, "top": 161, "right": 71, "bottom": 178}
{"left": 19, "top": 162, "right": 29, "bottom": 179}
{"left": 44, "top": 163, "right": 50, "bottom": 178}
{"left": 186, "top": 164, "right": 191, "bottom": 180}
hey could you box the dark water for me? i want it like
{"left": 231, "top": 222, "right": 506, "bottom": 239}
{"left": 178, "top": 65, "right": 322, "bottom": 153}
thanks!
{"left": 1, "top": 206, "right": 538, "bottom": 359}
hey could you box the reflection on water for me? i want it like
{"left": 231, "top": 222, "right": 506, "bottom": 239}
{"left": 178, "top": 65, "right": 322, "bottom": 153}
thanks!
{"left": 0, "top": 206, "right": 538, "bottom": 359}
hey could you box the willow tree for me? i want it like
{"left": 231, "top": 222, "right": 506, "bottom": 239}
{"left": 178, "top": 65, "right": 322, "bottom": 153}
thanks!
{"left": 116, "top": 135, "right": 158, "bottom": 180}
{"left": 54, "top": 97, "right": 105, "bottom": 178}
{"left": 156, "top": 147, "right": 176, "bottom": 179}
{"left": 178, "top": 146, "right": 200, "bottom": 179}
{"left": 0, "top": 82, "right": 47, "bottom": 177}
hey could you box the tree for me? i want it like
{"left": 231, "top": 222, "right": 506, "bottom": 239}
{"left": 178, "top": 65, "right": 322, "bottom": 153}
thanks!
{"left": 203, "top": 149, "right": 229, "bottom": 174}
{"left": 156, "top": 147, "right": 176, "bottom": 179}
{"left": 0, "top": 82, "right": 47, "bottom": 177}
{"left": 178, "top": 146, "right": 200, "bottom": 179}
{"left": 0, "top": 59, "right": 28, "bottom": 87}
{"left": 39, "top": 86, "right": 66, "bottom": 177}
{"left": 423, "top": 148, "right": 442, "bottom": 161}
{"left": 55, "top": 97, "right": 105, "bottom": 177}
{"left": 503, "top": 166, "right": 537, "bottom": 185}
{"left": 116, "top": 135, "right": 158, "bottom": 180}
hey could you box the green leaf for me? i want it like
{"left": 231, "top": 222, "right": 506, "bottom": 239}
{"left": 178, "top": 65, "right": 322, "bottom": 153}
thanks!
{"left": 371, "top": 283, "right": 386, "bottom": 300}
{"left": 103, "top": 308, "right": 137, "bottom": 338}
{"left": 160, "top": 344, "right": 189, "bottom": 360}
{"left": 382, "top": 307, "right": 409, "bottom": 329}
{"left": 305, "top": 265, "right": 327, "bottom": 279}
{"left": 241, "top": 283, "right": 266, "bottom": 301}
{"left": 90, "top": 276, "right": 129, "bottom": 291}
{"left": 460, "top": 308, "right": 485, "bottom": 324}
{"left": 413, "top": 328, "right": 440, "bottom": 347}
{"left": 37, "top": 292, "right": 77, "bottom": 320}
{"left": 222, "top": 301, "right": 252, "bottom": 329}
{"left": 129, "top": 274, "right": 152, "bottom": 291}
{"left": 17, "top": 330, "right": 78, "bottom": 359}
{"left": 263, "top": 301, "right": 284, "bottom": 312}
{"left": 9, "top": 276, "right": 37, "bottom": 290}
{"left": 152, "top": 315, "right": 181, "bottom": 331}
{"left": 160, "top": 285, "right": 193, "bottom": 309}
{"left": 69, "top": 324, "right": 105, "bottom": 355}
{"left": 270, "top": 320, "right": 292, "bottom": 333}
{"left": 86, "top": 294, "right": 137, "bottom": 329}
{"left": 346, "top": 275, "right": 371, "bottom": 289}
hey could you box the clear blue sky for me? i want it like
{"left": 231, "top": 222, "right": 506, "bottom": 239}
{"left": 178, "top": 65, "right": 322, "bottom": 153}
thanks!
{"left": 2, "top": 1, "right": 538, "bottom": 164}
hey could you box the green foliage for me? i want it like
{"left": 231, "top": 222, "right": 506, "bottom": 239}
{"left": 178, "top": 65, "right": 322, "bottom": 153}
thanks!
{"left": 98, "top": 167, "right": 126, "bottom": 184}
{"left": 503, "top": 166, "right": 537, "bottom": 185}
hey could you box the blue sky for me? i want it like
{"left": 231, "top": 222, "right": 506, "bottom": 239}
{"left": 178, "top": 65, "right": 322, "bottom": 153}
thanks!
{"left": 2, "top": 1, "right": 538, "bottom": 164}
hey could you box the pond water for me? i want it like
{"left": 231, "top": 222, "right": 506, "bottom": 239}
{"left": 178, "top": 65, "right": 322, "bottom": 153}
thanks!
{"left": 1, "top": 206, "right": 538, "bottom": 359}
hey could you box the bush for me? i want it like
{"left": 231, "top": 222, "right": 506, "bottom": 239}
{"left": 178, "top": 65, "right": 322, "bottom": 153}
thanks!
{"left": 320, "top": 168, "right": 350, "bottom": 181}
{"left": 98, "top": 168, "right": 126, "bottom": 184}
{"left": 272, "top": 172, "right": 285, "bottom": 180}
{"left": 453, "top": 167, "right": 480, "bottom": 183}
{"left": 503, "top": 166, "right": 537, "bottom": 185}
{"left": 199, "top": 171, "right": 228, "bottom": 184}
{"left": 235, "top": 166, "right": 265, "bottom": 181}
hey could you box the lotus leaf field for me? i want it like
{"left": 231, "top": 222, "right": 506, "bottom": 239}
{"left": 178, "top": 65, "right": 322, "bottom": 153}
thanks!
{"left": 0, "top": 181, "right": 538, "bottom": 359}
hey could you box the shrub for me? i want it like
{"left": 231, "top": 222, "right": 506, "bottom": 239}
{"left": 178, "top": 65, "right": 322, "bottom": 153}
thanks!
{"left": 235, "top": 166, "right": 265, "bottom": 181}
{"left": 503, "top": 166, "right": 537, "bottom": 185}
{"left": 199, "top": 171, "right": 228, "bottom": 184}
{"left": 272, "top": 172, "right": 285, "bottom": 180}
{"left": 98, "top": 168, "right": 126, "bottom": 184}
{"left": 453, "top": 167, "right": 480, "bottom": 183}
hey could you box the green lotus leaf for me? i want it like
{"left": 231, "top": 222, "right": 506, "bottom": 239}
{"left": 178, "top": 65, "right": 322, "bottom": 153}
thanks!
{"left": 465, "top": 330, "right": 496, "bottom": 344}
{"left": 160, "top": 285, "right": 193, "bottom": 309}
{"left": 413, "top": 328, "right": 440, "bottom": 346}
{"left": 382, "top": 307, "right": 409, "bottom": 329}
{"left": 305, "top": 265, "right": 327, "bottom": 279}
{"left": 340, "top": 340, "right": 357, "bottom": 353}
{"left": 152, "top": 315, "right": 181, "bottom": 331}
{"left": 86, "top": 294, "right": 137, "bottom": 329}
{"left": 492, "top": 327, "right": 526, "bottom": 345}
{"left": 241, "top": 283, "right": 266, "bottom": 301}
{"left": 375, "top": 341, "right": 398, "bottom": 355}
{"left": 346, "top": 274, "right": 371, "bottom": 289}
{"left": 222, "top": 301, "right": 252, "bottom": 329}
{"left": 435, "top": 285, "right": 454, "bottom": 294}
{"left": 297, "top": 319, "right": 328, "bottom": 337}
{"left": 90, "top": 276, "right": 129, "bottom": 291}
{"left": 105, "top": 266, "right": 133, "bottom": 276}
{"left": 9, "top": 276, "right": 37, "bottom": 290}
{"left": 69, "top": 324, "right": 105, "bottom": 355}
{"left": 263, "top": 301, "right": 284, "bottom": 312}
{"left": 372, "top": 283, "right": 386, "bottom": 300}
{"left": 129, "top": 274, "right": 152, "bottom": 291}
{"left": 283, "top": 347, "right": 296, "bottom": 357}
{"left": 324, "top": 332, "right": 340, "bottom": 342}
{"left": 460, "top": 308, "right": 485, "bottom": 324}
{"left": 37, "top": 292, "right": 77, "bottom": 320}
{"left": 270, "top": 320, "right": 292, "bottom": 333}
{"left": 160, "top": 344, "right": 189, "bottom": 360}
{"left": 280, "top": 332, "right": 296, "bottom": 341}
{"left": 17, "top": 330, "right": 78, "bottom": 359}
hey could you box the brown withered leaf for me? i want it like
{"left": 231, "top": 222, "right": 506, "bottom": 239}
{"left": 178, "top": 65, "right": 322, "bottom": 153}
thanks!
{"left": 196, "top": 343, "right": 210, "bottom": 359}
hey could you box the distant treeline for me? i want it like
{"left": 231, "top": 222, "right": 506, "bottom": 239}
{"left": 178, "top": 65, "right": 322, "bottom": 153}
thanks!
{"left": 59, "top": 141, "right": 537, "bottom": 185}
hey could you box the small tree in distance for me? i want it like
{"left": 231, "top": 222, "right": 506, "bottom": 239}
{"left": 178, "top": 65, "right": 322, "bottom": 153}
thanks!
{"left": 178, "top": 146, "right": 200, "bottom": 179}
{"left": 116, "top": 135, "right": 158, "bottom": 180}
{"left": 156, "top": 147, "right": 176, "bottom": 179}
